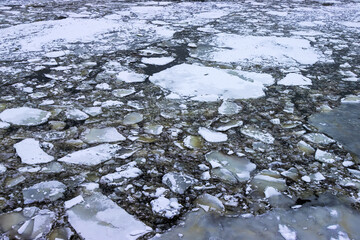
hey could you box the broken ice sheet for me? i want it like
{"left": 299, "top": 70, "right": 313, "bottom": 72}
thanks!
{"left": 14, "top": 138, "right": 54, "bottom": 164}
{"left": 58, "top": 144, "right": 120, "bottom": 166}
{"left": 67, "top": 192, "right": 151, "bottom": 240}
{"left": 0, "top": 107, "right": 50, "bottom": 126}
{"left": 23, "top": 180, "right": 66, "bottom": 204}
{"left": 82, "top": 127, "right": 126, "bottom": 144}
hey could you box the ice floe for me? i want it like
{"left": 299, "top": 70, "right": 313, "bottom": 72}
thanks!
{"left": 194, "top": 34, "right": 321, "bottom": 66}
{"left": 58, "top": 144, "right": 120, "bottom": 165}
{"left": 0, "top": 107, "right": 50, "bottom": 126}
{"left": 278, "top": 73, "right": 312, "bottom": 86}
{"left": 14, "top": 138, "right": 54, "bottom": 165}
{"left": 149, "top": 64, "right": 274, "bottom": 101}
{"left": 198, "top": 127, "right": 228, "bottom": 143}
{"left": 67, "top": 192, "right": 151, "bottom": 240}
{"left": 82, "top": 127, "right": 126, "bottom": 144}
{"left": 141, "top": 57, "right": 175, "bottom": 65}
{"left": 23, "top": 181, "right": 66, "bottom": 204}
{"left": 206, "top": 151, "right": 256, "bottom": 183}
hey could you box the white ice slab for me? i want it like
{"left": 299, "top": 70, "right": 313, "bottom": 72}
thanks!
{"left": 195, "top": 34, "right": 320, "bottom": 66}
{"left": 0, "top": 107, "right": 50, "bottom": 126}
{"left": 278, "top": 73, "right": 312, "bottom": 86}
{"left": 67, "top": 192, "right": 151, "bottom": 240}
{"left": 82, "top": 127, "right": 126, "bottom": 144}
{"left": 141, "top": 56, "right": 175, "bottom": 65}
{"left": 198, "top": 127, "right": 228, "bottom": 143}
{"left": 14, "top": 138, "right": 54, "bottom": 164}
{"left": 58, "top": 144, "right": 120, "bottom": 166}
{"left": 117, "top": 71, "right": 147, "bottom": 83}
{"left": 150, "top": 64, "right": 273, "bottom": 101}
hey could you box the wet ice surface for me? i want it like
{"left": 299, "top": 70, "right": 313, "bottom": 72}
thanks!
{"left": 0, "top": 0, "right": 360, "bottom": 239}
{"left": 310, "top": 102, "right": 360, "bottom": 157}
{"left": 155, "top": 195, "right": 360, "bottom": 240}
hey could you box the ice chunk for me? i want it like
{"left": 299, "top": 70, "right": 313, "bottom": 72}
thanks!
{"left": 95, "top": 83, "right": 111, "bottom": 90}
{"left": 23, "top": 181, "right": 66, "bottom": 204}
{"left": 215, "top": 120, "right": 243, "bottom": 132}
{"left": 149, "top": 64, "right": 274, "bottom": 101}
{"left": 0, "top": 107, "right": 50, "bottom": 126}
{"left": 206, "top": 151, "right": 256, "bottom": 183}
{"left": 0, "top": 164, "right": 6, "bottom": 174}
{"left": 100, "top": 162, "right": 143, "bottom": 186}
{"left": 315, "top": 149, "right": 336, "bottom": 163}
{"left": 0, "top": 121, "right": 10, "bottom": 129}
{"left": 116, "top": 71, "right": 146, "bottom": 83}
{"left": 123, "top": 112, "right": 144, "bottom": 125}
{"left": 64, "top": 195, "right": 84, "bottom": 209}
{"left": 183, "top": 135, "right": 203, "bottom": 149}
{"left": 198, "top": 127, "right": 228, "bottom": 143}
{"left": 264, "top": 187, "right": 281, "bottom": 198}
{"left": 303, "top": 133, "right": 335, "bottom": 145}
{"left": 278, "top": 224, "right": 296, "bottom": 240}
{"left": 83, "top": 107, "right": 102, "bottom": 117}
{"left": 82, "top": 127, "right": 126, "bottom": 144}
{"left": 67, "top": 192, "right": 151, "bottom": 240}
{"left": 151, "top": 196, "right": 182, "bottom": 218}
{"left": 251, "top": 171, "right": 287, "bottom": 193}
{"left": 58, "top": 144, "right": 120, "bottom": 166}
{"left": 196, "top": 193, "right": 225, "bottom": 213}
{"left": 144, "top": 123, "right": 163, "bottom": 135}
{"left": 278, "top": 73, "right": 312, "bottom": 86}
{"left": 14, "top": 138, "right": 54, "bottom": 164}
{"left": 162, "top": 172, "right": 197, "bottom": 194}
{"left": 241, "top": 125, "right": 275, "bottom": 144}
{"left": 65, "top": 109, "right": 89, "bottom": 121}
{"left": 113, "top": 88, "right": 136, "bottom": 98}
{"left": 141, "top": 57, "right": 175, "bottom": 65}
{"left": 218, "top": 101, "right": 241, "bottom": 115}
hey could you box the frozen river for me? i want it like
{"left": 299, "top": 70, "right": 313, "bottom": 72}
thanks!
{"left": 0, "top": 0, "right": 360, "bottom": 239}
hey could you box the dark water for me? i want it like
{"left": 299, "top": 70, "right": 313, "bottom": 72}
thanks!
{"left": 310, "top": 103, "right": 360, "bottom": 157}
